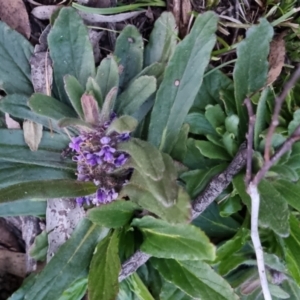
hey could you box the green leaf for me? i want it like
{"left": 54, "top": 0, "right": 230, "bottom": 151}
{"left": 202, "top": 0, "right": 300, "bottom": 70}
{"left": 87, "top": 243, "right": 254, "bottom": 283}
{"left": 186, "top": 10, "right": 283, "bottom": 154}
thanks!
{"left": 219, "top": 195, "right": 243, "bottom": 217}
{"left": 118, "top": 138, "right": 165, "bottom": 181}
{"left": 0, "top": 21, "right": 33, "bottom": 95}
{"left": 233, "top": 19, "right": 273, "bottom": 139}
{"left": 0, "top": 95, "right": 64, "bottom": 133}
{"left": 193, "top": 202, "right": 240, "bottom": 238}
{"left": 148, "top": 12, "right": 218, "bottom": 152}
{"left": 114, "top": 25, "right": 143, "bottom": 90}
{"left": 0, "top": 162, "right": 74, "bottom": 189}
{"left": 192, "top": 68, "right": 233, "bottom": 111}
{"left": 160, "top": 280, "right": 192, "bottom": 300}
{"left": 122, "top": 164, "right": 178, "bottom": 210}
{"left": 289, "top": 109, "right": 300, "bottom": 135}
{"left": 24, "top": 220, "right": 107, "bottom": 300}
{"left": 9, "top": 273, "right": 37, "bottom": 300}
{"left": 205, "top": 104, "right": 226, "bottom": 129}
{"left": 121, "top": 184, "right": 191, "bottom": 224}
{"left": 131, "top": 63, "right": 165, "bottom": 87}
{"left": 181, "top": 164, "right": 226, "bottom": 199}
{"left": 0, "top": 180, "right": 97, "bottom": 202}
{"left": 132, "top": 216, "right": 215, "bottom": 261}
{"left": 115, "top": 76, "right": 156, "bottom": 116}
{"left": 273, "top": 180, "right": 300, "bottom": 212}
{"left": 0, "top": 129, "right": 68, "bottom": 150}
{"left": 95, "top": 56, "right": 119, "bottom": 99}
{"left": 30, "top": 231, "right": 48, "bottom": 261}
{"left": 64, "top": 75, "right": 85, "bottom": 119}
{"left": 28, "top": 93, "right": 77, "bottom": 120}
{"left": 254, "top": 88, "right": 269, "bottom": 150}
{"left": 58, "top": 277, "right": 88, "bottom": 300}
{"left": 89, "top": 230, "right": 121, "bottom": 300}
{"left": 151, "top": 259, "right": 239, "bottom": 300}
{"left": 216, "top": 228, "right": 250, "bottom": 262}
{"left": 126, "top": 273, "right": 155, "bottom": 300}
{"left": 225, "top": 114, "right": 239, "bottom": 136}
{"left": 107, "top": 115, "right": 138, "bottom": 135}
{"left": 233, "top": 174, "right": 290, "bottom": 237}
{"left": 195, "top": 140, "right": 231, "bottom": 160}
{"left": 87, "top": 201, "right": 140, "bottom": 228}
{"left": 184, "top": 112, "right": 216, "bottom": 136}
{"left": 58, "top": 117, "right": 93, "bottom": 131}
{"left": 144, "top": 12, "right": 178, "bottom": 66}
{"left": 86, "top": 77, "right": 103, "bottom": 108}
{"left": 48, "top": 7, "right": 95, "bottom": 103}
{"left": 170, "top": 123, "right": 189, "bottom": 162}
{"left": 0, "top": 199, "right": 46, "bottom": 217}
{"left": 283, "top": 214, "right": 300, "bottom": 286}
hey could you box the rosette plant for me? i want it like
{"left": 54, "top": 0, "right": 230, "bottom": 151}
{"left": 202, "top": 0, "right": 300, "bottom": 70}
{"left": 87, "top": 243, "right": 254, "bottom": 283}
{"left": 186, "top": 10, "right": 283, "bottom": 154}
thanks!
{"left": 1, "top": 4, "right": 300, "bottom": 300}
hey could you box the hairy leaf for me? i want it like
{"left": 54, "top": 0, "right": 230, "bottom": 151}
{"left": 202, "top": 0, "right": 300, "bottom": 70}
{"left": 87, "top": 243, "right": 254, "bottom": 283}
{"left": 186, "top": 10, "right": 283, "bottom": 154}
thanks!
{"left": 87, "top": 201, "right": 140, "bottom": 228}
{"left": 89, "top": 230, "right": 120, "bottom": 300}
{"left": 233, "top": 19, "right": 273, "bottom": 139}
{"left": 152, "top": 259, "right": 239, "bottom": 300}
{"left": 24, "top": 219, "right": 107, "bottom": 300}
{"left": 148, "top": 12, "right": 218, "bottom": 152}
{"left": 0, "top": 179, "right": 96, "bottom": 202}
{"left": 48, "top": 7, "right": 95, "bottom": 103}
{"left": 132, "top": 216, "right": 215, "bottom": 261}
{"left": 115, "top": 76, "right": 156, "bottom": 116}
{"left": 114, "top": 25, "right": 143, "bottom": 90}
{"left": 0, "top": 21, "right": 33, "bottom": 95}
{"left": 144, "top": 12, "right": 178, "bottom": 66}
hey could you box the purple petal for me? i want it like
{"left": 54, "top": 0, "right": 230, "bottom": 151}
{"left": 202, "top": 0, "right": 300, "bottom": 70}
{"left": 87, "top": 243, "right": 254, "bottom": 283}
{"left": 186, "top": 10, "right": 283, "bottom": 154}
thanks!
{"left": 76, "top": 197, "right": 85, "bottom": 205}
{"left": 69, "top": 136, "right": 83, "bottom": 152}
{"left": 118, "top": 132, "right": 130, "bottom": 141}
{"left": 100, "top": 137, "right": 111, "bottom": 144}
{"left": 114, "top": 153, "right": 128, "bottom": 167}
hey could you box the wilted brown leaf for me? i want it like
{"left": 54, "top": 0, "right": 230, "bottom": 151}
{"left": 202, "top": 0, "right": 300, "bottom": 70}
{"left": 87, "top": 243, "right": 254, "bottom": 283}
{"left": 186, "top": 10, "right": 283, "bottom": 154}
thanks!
{"left": 81, "top": 93, "right": 100, "bottom": 125}
{"left": 5, "top": 113, "right": 20, "bottom": 129}
{"left": 23, "top": 120, "right": 43, "bottom": 151}
{"left": 267, "top": 33, "right": 286, "bottom": 86}
{"left": 0, "top": 0, "right": 31, "bottom": 38}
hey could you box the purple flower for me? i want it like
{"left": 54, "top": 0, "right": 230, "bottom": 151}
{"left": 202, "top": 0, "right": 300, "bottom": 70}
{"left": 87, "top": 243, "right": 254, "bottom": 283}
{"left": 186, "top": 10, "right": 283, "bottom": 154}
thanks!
{"left": 114, "top": 153, "right": 128, "bottom": 167}
{"left": 97, "top": 145, "right": 116, "bottom": 163}
{"left": 100, "top": 136, "right": 111, "bottom": 144}
{"left": 95, "top": 188, "right": 118, "bottom": 204}
{"left": 118, "top": 132, "right": 130, "bottom": 141}
{"left": 76, "top": 197, "right": 85, "bottom": 205}
{"left": 84, "top": 153, "right": 102, "bottom": 166}
{"left": 69, "top": 136, "right": 83, "bottom": 152}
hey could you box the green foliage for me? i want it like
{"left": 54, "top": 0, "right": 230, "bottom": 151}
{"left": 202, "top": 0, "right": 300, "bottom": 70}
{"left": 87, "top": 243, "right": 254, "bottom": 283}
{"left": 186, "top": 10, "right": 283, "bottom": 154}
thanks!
{"left": 151, "top": 259, "right": 239, "bottom": 299}
{"left": 87, "top": 201, "right": 140, "bottom": 228}
{"left": 89, "top": 230, "right": 121, "bottom": 300}
{"left": 2, "top": 4, "right": 300, "bottom": 299}
{"left": 132, "top": 216, "right": 215, "bottom": 261}
{"left": 148, "top": 12, "right": 219, "bottom": 153}
{"left": 48, "top": 7, "right": 95, "bottom": 103}
{"left": 24, "top": 220, "right": 107, "bottom": 300}
{"left": 0, "top": 21, "right": 33, "bottom": 95}
{"left": 233, "top": 18, "right": 273, "bottom": 139}
{"left": 30, "top": 231, "right": 48, "bottom": 261}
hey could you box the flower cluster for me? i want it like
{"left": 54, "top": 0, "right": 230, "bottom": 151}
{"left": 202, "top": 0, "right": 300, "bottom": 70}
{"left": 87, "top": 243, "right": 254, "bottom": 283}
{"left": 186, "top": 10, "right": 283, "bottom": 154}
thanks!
{"left": 69, "top": 116, "right": 130, "bottom": 206}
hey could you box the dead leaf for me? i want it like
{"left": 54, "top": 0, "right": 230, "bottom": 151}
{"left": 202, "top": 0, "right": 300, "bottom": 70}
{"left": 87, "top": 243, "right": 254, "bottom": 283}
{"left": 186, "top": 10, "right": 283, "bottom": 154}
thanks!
{"left": 267, "top": 33, "right": 286, "bottom": 86}
{"left": 23, "top": 120, "right": 43, "bottom": 151}
{"left": 30, "top": 52, "right": 53, "bottom": 94}
{"left": 0, "top": 0, "right": 31, "bottom": 38}
{"left": 5, "top": 113, "right": 20, "bottom": 129}
{"left": 81, "top": 93, "right": 100, "bottom": 125}
{"left": 168, "top": 0, "right": 191, "bottom": 38}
